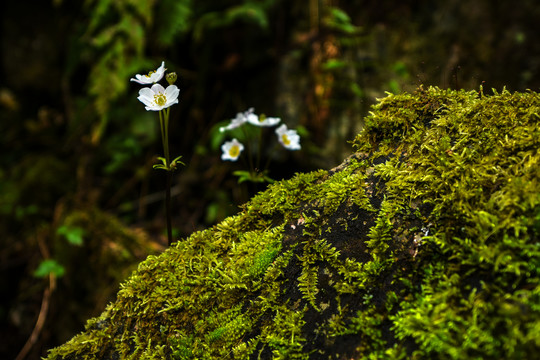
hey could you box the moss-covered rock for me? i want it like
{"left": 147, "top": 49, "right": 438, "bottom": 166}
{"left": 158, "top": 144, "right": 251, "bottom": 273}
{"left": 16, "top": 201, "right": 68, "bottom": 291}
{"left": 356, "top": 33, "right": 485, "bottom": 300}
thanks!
{"left": 46, "top": 87, "right": 540, "bottom": 359}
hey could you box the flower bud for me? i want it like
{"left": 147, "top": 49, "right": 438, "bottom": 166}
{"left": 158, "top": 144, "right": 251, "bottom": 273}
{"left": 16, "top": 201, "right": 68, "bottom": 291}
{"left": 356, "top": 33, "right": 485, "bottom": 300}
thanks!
{"left": 166, "top": 72, "right": 177, "bottom": 85}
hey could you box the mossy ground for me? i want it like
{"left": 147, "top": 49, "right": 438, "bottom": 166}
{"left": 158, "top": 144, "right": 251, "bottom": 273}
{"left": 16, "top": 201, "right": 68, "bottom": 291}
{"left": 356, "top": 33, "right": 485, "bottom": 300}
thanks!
{"left": 46, "top": 87, "right": 540, "bottom": 359}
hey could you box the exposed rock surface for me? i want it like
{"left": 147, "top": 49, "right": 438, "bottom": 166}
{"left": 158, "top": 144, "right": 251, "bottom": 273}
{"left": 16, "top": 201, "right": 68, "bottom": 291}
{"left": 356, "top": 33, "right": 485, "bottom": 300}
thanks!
{"left": 47, "top": 87, "right": 540, "bottom": 359}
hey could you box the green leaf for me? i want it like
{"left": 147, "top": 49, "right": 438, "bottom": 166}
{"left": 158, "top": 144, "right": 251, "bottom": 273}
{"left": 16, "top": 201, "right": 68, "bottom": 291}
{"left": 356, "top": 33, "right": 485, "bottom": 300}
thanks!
{"left": 57, "top": 225, "right": 85, "bottom": 246}
{"left": 330, "top": 7, "right": 351, "bottom": 24}
{"left": 233, "top": 170, "right": 274, "bottom": 184}
{"left": 322, "top": 59, "right": 346, "bottom": 70}
{"left": 326, "top": 7, "right": 360, "bottom": 34}
{"left": 34, "top": 259, "right": 65, "bottom": 278}
{"left": 171, "top": 155, "right": 186, "bottom": 168}
{"left": 350, "top": 83, "right": 364, "bottom": 97}
{"left": 233, "top": 170, "right": 255, "bottom": 184}
{"left": 153, "top": 156, "right": 184, "bottom": 171}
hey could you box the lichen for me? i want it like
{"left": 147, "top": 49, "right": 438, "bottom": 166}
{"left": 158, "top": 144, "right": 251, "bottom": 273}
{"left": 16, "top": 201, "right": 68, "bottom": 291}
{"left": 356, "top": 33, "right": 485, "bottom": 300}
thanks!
{"left": 46, "top": 87, "right": 540, "bottom": 359}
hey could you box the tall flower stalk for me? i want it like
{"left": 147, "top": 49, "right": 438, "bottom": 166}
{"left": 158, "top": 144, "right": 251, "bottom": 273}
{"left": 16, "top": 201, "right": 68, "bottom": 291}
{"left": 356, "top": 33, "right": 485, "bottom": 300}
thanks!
{"left": 131, "top": 63, "right": 183, "bottom": 246}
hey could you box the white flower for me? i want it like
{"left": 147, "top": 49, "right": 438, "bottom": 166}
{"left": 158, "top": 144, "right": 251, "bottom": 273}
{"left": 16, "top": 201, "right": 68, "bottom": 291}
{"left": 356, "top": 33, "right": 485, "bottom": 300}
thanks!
{"left": 137, "top": 83, "right": 179, "bottom": 111}
{"left": 130, "top": 61, "right": 167, "bottom": 84}
{"left": 220, "top": 113, "right": 247, "bottom": 132}
{"left": 220, "top": 108, "right": 256, "bottom": 132}
{"left": 275, "top": 124, "right": 301, "bottom": 150}
{"left": 247, "top": 113, "right": 281, "bottom": 127}
{"left": 221, "top": 138, "right": 244, "bottom": 161}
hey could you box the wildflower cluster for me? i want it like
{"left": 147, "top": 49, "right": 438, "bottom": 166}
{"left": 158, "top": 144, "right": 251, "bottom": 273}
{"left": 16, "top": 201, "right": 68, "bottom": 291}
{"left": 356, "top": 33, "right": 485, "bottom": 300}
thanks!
{"left": 219, "top": 108, "right": 301, "bottom": 183}
{"left": 131, "top": 61, "right": 184, "bottom": 246}
{"left": 220, "top": 108, "right": 301, "bottom": 161}
{"left": 130, "top": 61, "right": 183, "bottom": 171}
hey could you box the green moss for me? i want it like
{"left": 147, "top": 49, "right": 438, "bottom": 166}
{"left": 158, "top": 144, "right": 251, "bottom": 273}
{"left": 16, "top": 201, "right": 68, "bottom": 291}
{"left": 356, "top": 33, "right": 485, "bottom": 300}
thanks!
{"left": 47, "top": 87, "right": 540, "bottom": 359}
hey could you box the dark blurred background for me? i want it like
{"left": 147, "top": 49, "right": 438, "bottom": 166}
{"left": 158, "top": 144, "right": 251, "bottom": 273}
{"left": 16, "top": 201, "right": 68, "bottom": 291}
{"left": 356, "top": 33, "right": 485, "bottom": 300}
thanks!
{"left": 1, "top": 0, "right": 539, "bottom": 359}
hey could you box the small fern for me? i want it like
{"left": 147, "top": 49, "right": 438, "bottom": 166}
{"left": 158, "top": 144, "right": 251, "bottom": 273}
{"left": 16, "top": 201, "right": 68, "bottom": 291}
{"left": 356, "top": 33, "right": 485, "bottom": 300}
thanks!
{"left": 366, "top": 197, "right": 395, "bottom": 258}
{"left": 298, "top": 265, "right": 319, "bottom": 310}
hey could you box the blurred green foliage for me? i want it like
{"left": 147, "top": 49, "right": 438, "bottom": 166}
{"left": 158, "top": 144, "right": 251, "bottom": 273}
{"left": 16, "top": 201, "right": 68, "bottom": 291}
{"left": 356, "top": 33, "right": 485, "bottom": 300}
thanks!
{"left": 56, "top": 225, "right": 85, "bottom": 246}
{"left": 33, "top": 259, "right": 65, "bottom": 278}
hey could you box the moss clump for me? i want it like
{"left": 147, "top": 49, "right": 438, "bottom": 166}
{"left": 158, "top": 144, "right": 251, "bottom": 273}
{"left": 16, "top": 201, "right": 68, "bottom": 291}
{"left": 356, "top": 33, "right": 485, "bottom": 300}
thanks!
{"left": 46, "top": 87, "right": 540, "bottom": 359}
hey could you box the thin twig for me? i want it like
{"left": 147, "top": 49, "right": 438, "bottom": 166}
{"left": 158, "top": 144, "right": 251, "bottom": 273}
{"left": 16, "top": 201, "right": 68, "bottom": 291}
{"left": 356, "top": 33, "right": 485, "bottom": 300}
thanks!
{"left": 15, "top": 234, "right": 56, "bottom": 360}
{"left": 15, "top": 276, "right": 54, "bottom": 360}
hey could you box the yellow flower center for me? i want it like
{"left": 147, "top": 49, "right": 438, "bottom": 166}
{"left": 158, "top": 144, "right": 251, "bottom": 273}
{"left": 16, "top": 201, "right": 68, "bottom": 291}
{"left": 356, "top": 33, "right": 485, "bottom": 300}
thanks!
{"left": 281, "top": 134, "right": 291, "bottom": 146}
{"left": 153, "top": 93, "right": 167, "bottom": 106}
{"left": 228, "top": 145, "right": 240, "bottom": 158}
{"left": 145, "top": 70, "right": 156, "bottom": 78}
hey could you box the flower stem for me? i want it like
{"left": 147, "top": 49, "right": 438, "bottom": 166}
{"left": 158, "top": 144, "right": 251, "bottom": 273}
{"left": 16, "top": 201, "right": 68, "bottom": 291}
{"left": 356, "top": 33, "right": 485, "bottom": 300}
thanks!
{"left": 160, "top": 109, "right": 171, "bottom": 167}
{"left": 256, "top": 126, "right": 263, "bottom": 170}
{"left": 159, "top": 109, "right": 173, "bottom": 246}
{"left": 242, "top": 125, "right": 255, "bottom": 174}
{"left": 159, "top": 111, "right": 166, "bottom": 162}
{"left": 262, "top": 141, "right": 277, "bottom": 172}
{"left": 165, "top": 171, "right": 173, "bottom": 246}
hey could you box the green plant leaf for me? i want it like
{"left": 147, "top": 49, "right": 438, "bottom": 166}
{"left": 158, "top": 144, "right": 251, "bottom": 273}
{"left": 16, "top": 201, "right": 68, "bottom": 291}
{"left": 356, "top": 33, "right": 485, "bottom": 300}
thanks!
{"left": 33, "top": 259, "right": 65, "bottom": 278}
{"left": 57, "top": 225, "right": 85, "bottom": 246}
{"left": 322, "top": 59, "right": 346, "bottom": 70}
{"left": 233, "top": 170, "right": 274, "bottom": 184}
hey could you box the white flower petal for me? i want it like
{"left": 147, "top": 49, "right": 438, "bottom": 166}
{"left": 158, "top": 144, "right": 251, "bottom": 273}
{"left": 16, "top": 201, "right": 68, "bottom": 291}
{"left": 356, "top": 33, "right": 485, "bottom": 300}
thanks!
{"left": 150, "top": 83, "right": 165, "bottom": 93}
{"left": 221, "top": 138, "right": 244, "bottom": 161}
{"left": 131, "top": 76, "right": 150, "bottom": 84}
{"left": 137, "top": 97, "right": 152, "bottom": 108}
{"left": 136, "top": 83, "right": 179, "bottom": 111}
{"left": 138, "top": 87, "right": 154, "bottom": 98}
{"left": 263, "top": 117, "right": 281, "bottom": 126}
{"left": 130, "top": 61, "right": 167, "bottom": 84}
{"left": 154, "top": 61, "right": 166, "bottom": 77}
{"left": 165, "top": 85, "right": 180, "bottom": 101}
{"left": 152, "top": 62, "right": 166, "bottom": 82}
{"left": 246, "top": 113, "right": 260, "bottom": 125}
{"left": 275, "top": 124, "right": 287, "bottom": 135}
{"left": 220, "top": 112, "right": 248, "bottom": 132}
{"left": 137, "top": 88, "right": 154, "bottom": 107}
{"left": 130, "top": 75, "right": 147, "bottom": 84}
{"left": 166, "top": 99, "right": 179, "bottom": 108}
{"left": 276, "top": 124, "right": 301, "bottom": 150}
{"left": 247, "top": 112, "right": 281, "bottom": 127}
